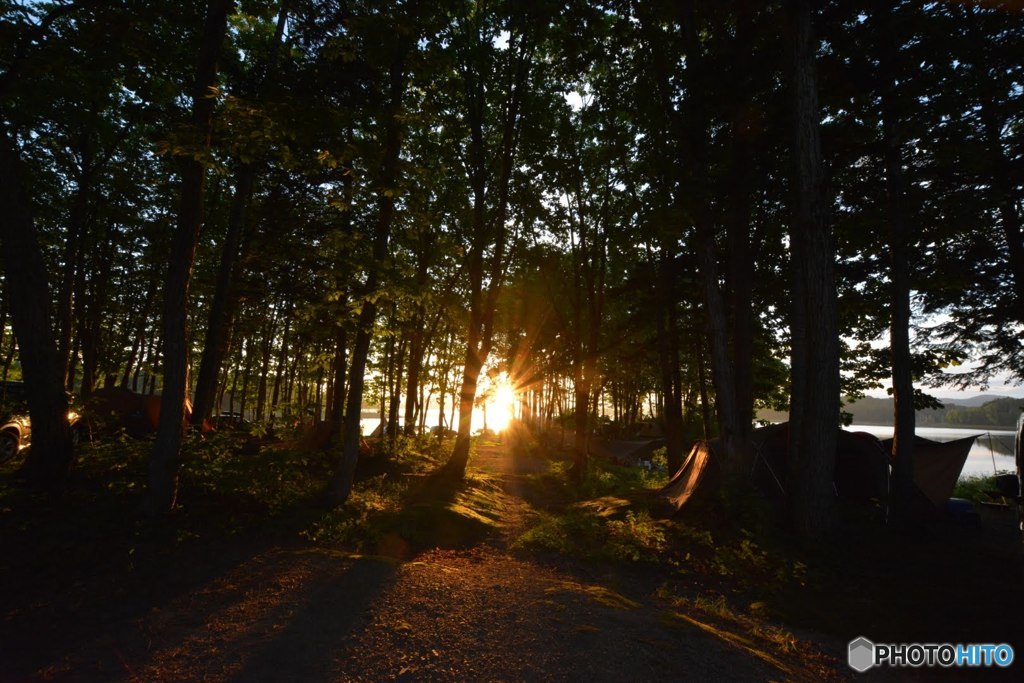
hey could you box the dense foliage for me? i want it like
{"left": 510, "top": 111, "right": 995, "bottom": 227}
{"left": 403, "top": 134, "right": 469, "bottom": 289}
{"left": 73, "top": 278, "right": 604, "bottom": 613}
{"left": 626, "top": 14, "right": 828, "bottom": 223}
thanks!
{"left": 1, "top": 1, "right": 1021, "bottom": 533}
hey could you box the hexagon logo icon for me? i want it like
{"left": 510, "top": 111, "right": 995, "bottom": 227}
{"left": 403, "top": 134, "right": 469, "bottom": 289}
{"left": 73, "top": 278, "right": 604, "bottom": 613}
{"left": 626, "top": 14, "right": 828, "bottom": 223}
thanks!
{"left": 848, "top": 637, "right": 875, "bottom": 673}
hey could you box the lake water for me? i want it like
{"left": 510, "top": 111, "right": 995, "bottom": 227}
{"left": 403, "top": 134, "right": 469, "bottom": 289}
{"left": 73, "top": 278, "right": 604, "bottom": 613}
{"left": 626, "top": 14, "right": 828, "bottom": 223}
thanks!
{"left": 358, "top": 405, "right": 492, "bottom": 438}
{"left": 847, "top": 425, "right": 1017, "bottom": 480}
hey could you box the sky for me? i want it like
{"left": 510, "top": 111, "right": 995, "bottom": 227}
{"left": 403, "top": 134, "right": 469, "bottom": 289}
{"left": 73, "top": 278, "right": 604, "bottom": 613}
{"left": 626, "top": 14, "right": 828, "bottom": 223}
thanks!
{"left": 864, "top": 373, "right": 1024, "bottom": 401}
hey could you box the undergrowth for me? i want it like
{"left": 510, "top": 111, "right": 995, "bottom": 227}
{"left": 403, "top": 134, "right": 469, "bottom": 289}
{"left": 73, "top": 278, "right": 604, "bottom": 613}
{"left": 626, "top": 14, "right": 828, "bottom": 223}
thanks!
{"left": 0, "top": 429, "right": 465, "bottom": 550}
{"left": 513, "top": 454, "right": 808, "bottom": 598}
{"left": 953, "top": 472, "right": 1016, "bottom": 504}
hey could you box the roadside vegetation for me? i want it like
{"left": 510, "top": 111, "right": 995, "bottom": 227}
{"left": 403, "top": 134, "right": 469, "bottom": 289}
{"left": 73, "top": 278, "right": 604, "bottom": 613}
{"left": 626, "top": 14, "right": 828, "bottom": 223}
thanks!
{"left": 3, "top": 424, "right": 1022, "bottom": 680}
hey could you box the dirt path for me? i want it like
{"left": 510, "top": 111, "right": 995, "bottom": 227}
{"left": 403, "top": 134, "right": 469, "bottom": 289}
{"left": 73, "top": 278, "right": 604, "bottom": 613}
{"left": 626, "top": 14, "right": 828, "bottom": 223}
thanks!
{"left": 21, "top": 442, "right": 843, "bottom": 682}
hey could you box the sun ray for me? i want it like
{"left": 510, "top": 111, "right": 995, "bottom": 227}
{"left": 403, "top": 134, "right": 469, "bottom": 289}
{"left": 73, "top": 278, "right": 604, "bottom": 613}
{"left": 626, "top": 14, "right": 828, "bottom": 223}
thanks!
{"left": 485, "top": 372, "right": 516, "bottom": 432}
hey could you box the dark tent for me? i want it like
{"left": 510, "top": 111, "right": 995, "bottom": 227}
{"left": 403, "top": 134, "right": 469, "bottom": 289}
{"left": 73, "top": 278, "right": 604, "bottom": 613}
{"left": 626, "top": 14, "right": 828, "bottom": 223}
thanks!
{"left": 657, "top": 423, "right": 890, "bottom": 513}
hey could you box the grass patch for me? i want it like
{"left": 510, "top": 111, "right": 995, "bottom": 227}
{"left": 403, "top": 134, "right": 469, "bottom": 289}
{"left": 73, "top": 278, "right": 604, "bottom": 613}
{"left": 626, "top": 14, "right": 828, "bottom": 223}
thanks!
{"left": 513, "top": 456, "right": 802, "bottom": 582}
{"left": 514, "top": 506, "right": 667, "bottom": 563}
{"left": 953, "top": 471, "right": 1016, "bottom": 504}
{"left": 301, "top": 468, "right": 512, "bottom": 556}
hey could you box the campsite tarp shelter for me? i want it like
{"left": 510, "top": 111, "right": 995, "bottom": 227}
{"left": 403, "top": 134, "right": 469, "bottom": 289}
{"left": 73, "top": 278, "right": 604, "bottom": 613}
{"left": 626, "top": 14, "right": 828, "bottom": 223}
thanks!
{"left": 657, "top": 424, "right": 977, "bottom": 517}
{"left": 880, "top": 435, "right": 977, "bottom": 510}
{"left": 657, "top": 423, "right": 890, "bottom": 513}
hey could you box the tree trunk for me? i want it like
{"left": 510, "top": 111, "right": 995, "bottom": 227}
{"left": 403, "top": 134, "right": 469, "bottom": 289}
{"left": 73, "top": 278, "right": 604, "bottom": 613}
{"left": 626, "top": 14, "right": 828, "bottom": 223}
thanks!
{"left": 447, "top": 343, "right": 484, "bottom": 475}
{"left": 656, "top": 254, "right": 686, "bottom": 472}
{"left": 57, "top": 164, "right": 91, "bottom": 386}
{"left": 726, "top": 0, "right": 757, "bottom": 475}
{"left": 192, "top": 163, "right": 255, "bottom": 425}
{"left": 444, "top": 24, "right": 531, "bottom": 478}
{"left": 788, "top": 0, "right": 839, "bottom": 538}
{"left": 148, "top": 0, "right": 232, "bottom": 515}
{"left": 0, "top": 132, "right": 72, "bottom": 486}
{"left": 255, "top": 310, "right": 278, "bottom": 420}
{"left": 284, "top": 340, "right": 301, "bottom": 412}
{"left": 240, "top": 336, "right": 255, "bottom": 419}
{"left": 404, "top": 327, "right": 423, "bottom": 436}
{"left": 877, "top": 0, "right": 916, "bottom": 524}
{"left": 191, "top": 0, "right": 288, "bottom": 425}
{"left": 387, "top": 331, "right": 406, "bottom": 440}
{"left": 0, "top": 291, "right": 6, "bottom": 374}
{"left": 329, "top": 52, "right": 407, "bottom": 504}
{"left": 78, "top": 220, "right": 115, "bottom": 400}
{"left": 269, "top": 311, "right": 292, "bottom": 418}
{"left": 328, "top": 325, "right": 347, "bottom": 436}
{"left": 697, "top": 225, "right": 741, "bottom": 469}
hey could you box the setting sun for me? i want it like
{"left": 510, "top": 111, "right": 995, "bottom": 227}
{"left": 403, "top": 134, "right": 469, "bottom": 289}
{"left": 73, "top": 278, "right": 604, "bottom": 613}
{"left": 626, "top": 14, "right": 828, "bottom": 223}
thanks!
{"left": 484, "top": 373, "right": 516, "bottom": 433}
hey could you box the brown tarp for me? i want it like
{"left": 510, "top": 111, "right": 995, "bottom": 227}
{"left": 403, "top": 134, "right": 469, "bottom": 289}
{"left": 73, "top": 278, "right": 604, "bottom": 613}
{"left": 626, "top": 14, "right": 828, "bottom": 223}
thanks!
{"left": 657, "top": 440, "right": 716, "bottom": 512}
{"left": 657, "top": 423, "right": 890, "bottom": 513}
{"left": 657, "top": 424, "right": 976, "bottom": 515}
{"left": 881, "top": 435, "right": 977, "bottom": 509}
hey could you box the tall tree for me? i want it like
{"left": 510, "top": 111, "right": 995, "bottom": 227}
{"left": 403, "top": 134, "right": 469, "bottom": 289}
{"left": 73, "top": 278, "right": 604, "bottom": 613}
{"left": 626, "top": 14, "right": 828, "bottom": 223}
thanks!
{"left": 443, "top": 3, "right": 537, "bottom": 478}
{"left": 328, "top": 17, "right": 413, "bottom": 504}
{"left": 0, "top": 136, "right": 72, "bottom": 484}
{"left": 0, "top": 1, "right": 99, "bottom": 485}
{"left": 148, "top": 0, "right": 233, "bottom": 514}
{"left": 873, "top": 0, "right": 916, "bottom": 523}
{"left": 191, "top": 0, "right": 290, "bottom": 426}
{"left": 787, "top": 0, "right": 840, "bottom": 538}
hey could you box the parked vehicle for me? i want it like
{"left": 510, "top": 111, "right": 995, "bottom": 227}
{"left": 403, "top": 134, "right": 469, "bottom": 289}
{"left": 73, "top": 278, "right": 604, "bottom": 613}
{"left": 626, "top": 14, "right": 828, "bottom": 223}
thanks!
{"left": 85, "top": 386, "right": 193, "bottom": 438}
{"left": 210, "top": 411, "right": 250, "bottom": 431}
{"left": 0, "top": 381, "right": 87, "bottom": 464}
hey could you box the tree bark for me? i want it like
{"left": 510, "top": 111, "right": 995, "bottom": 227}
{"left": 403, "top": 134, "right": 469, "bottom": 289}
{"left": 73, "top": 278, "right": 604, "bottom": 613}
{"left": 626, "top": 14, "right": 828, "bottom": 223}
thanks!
{"left": 788, "top": 0, "right": 840, "bottom": 538}
{"left": 387, "top": 330, "right": 407, "bottom": 441}
{"left": 697, "top": 226, "right": 741, "bottom": 468}
{"left": 444, "top": 21, "right": 532, "bottom": 478}
{"left": 57, "top": 160, "right": 92, "bottom": 386}
{"left": 78, "top": 220, "right": 115, "bottom": 399}
{"left": 726, "top": 0, "right": 757, "bottom": 474}
{"left": 255, "top": 309, "right": 278, "bottom": 420}
{"left": 191, "top": 1, "right": 288, "bottom": 425}
{"left": 0, "top": 132, "right": 72, "bottom": 486}
{"left": 328, "top": 315, "right": 348, "bottom": 435}
{"left": 403, "top": 249, "right": 433, "bottom": 435}
{"left": 329, "top": 52, "right": 408, "bottom": 504}
{"left": 877, "top": 0, "right": 916, "bottom": 524}
{"left": 269, "top": 310, "right": 292, "bottom": 417}
{"left": 656, "top": 255, "right": 686, "bottom": 473}
{"left": 147, "top": 0, "right": 233, "bottom": 515}
{"left": 192, "top": 163, "right": 255, "bottom": 424}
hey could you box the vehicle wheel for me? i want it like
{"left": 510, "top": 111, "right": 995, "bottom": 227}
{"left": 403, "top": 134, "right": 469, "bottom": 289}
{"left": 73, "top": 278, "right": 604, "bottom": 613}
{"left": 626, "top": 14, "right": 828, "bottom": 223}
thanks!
{"left": 0, "top": 431, "right": 19, "bottom": 464}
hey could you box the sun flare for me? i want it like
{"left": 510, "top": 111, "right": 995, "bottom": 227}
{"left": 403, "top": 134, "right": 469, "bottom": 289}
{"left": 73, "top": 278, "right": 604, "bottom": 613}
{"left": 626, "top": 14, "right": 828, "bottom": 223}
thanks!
{"left": 485, "top": 373, "right": 517, "bottom": 432}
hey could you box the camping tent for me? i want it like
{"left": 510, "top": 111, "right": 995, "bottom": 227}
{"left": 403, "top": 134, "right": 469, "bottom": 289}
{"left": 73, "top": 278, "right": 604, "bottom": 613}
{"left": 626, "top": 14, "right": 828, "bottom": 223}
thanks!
{"left": 657, "top": 423, "right": 890, "bottom": 513}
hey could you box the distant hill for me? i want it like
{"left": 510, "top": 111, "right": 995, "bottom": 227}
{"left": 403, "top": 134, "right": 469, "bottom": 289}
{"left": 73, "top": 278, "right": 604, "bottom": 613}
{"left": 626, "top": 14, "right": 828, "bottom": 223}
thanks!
{"left": 758, "top": 395, "right": 1024, "bottom": 430}
{"left": 935, "top": 394, "right": 1014, "bottom": 408}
